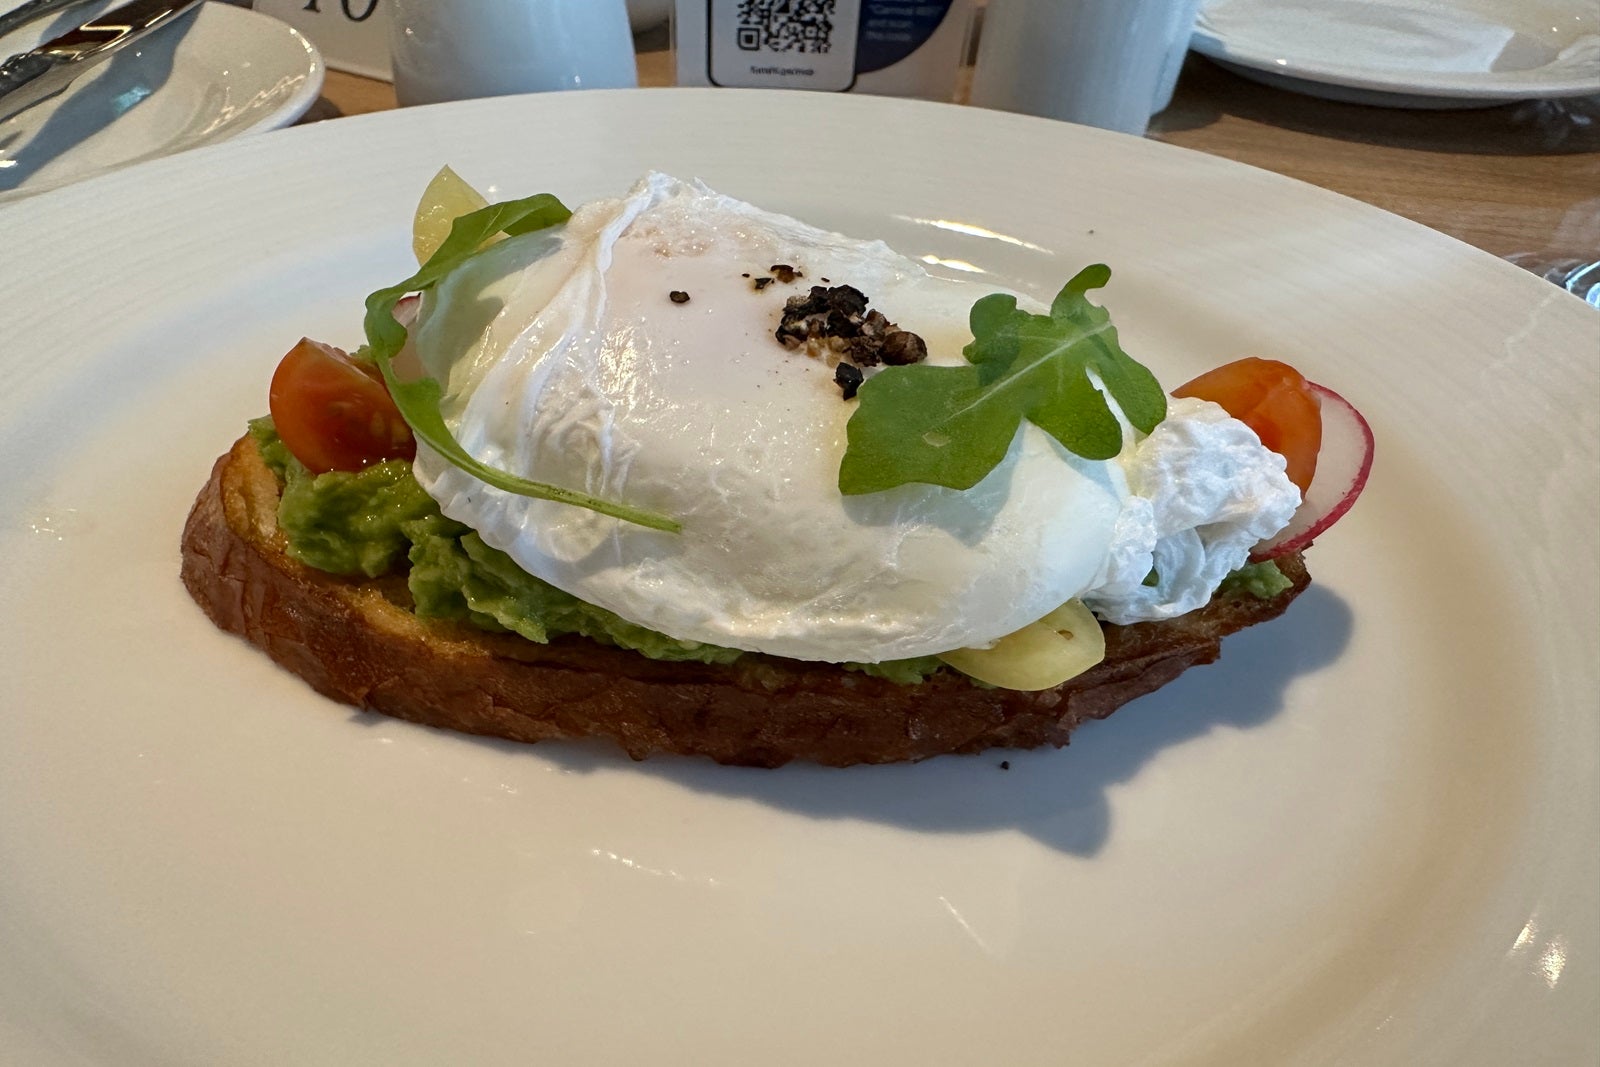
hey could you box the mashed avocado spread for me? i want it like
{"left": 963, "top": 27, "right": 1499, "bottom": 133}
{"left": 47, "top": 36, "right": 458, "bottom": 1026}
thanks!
{"left": 1218, "top": 559, "right": 1295, "bottom": 599}
{"left": 250, "top": 419, "right": 1284, "bottom": 684}
{"left": 252, "top": 418, "right": 744, "bottom": 666}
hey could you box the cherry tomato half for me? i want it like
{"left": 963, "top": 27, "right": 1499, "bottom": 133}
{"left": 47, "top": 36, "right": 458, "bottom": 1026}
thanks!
{"left": 268, "top": 338, "right": 415, "bottom": 474}
{"left": 1173, "top": 357, "right": 1322, "bottom": 495}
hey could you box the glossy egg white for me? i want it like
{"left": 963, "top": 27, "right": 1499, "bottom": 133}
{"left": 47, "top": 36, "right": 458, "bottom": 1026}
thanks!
{"left": 411, "top": 173, "right": 1134, "bottom": 661}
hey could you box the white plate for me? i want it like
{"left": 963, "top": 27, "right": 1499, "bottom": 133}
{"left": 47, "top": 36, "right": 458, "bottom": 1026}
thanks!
{"left": 1192, "top": 0, "right": 1600, "bottom": 107}
{"left": 0, "top": 0, "right": 323, "bottom": 201}
{"left": 1, "top": 89, "right": 1596, "bottom": 1065}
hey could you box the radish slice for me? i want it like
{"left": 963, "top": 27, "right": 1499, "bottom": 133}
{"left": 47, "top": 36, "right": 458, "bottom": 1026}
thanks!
{"left": 388, "top": 294, "right": 425, "bottom": 381}
{"left": 1252, "top": 382, "right": 1374, "bottom": 561}
{"left": 393, "top": 292, "right": 421, "bottom": 327}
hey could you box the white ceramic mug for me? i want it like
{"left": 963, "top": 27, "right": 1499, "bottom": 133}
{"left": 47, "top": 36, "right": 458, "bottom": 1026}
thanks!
{"left": 388, "top": 0, "right": 639, "bottom": 107}
{"left": 969, "top": 0, "right": 1204, "bottom": 135}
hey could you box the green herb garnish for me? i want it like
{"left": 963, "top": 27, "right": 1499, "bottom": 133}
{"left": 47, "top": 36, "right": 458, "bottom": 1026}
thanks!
{"left": 838, "top": 264, "right": 1166, "bottom": 495}
{"left": 362, "top": 193, "right": 682, "bottom": 534}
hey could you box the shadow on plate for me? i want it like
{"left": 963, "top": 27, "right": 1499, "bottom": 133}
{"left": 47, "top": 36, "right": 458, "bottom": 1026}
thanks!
{"left": 517, "top": 583, "right": 1353, "bottom": 858}
{"left": 0, "top": 14, "right": 186, "bottom": 195}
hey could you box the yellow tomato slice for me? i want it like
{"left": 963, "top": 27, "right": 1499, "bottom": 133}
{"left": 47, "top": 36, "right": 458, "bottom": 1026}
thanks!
{"left": 412, "top": 165, "right": 492, "bottom": 265}
{"left": 938, "top": 599, "right": 1106, "bottom": 691}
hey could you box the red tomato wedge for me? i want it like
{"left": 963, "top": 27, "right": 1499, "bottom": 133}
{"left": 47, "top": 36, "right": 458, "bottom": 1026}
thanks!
{"left": 268, "top": 338, "right": 415, "bottom": 473}
{"left": 1173, "top": 357, "right": 1322, "bottom": 496}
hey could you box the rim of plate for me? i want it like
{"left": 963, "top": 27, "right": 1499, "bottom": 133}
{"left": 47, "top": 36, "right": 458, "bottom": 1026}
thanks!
{"left": 209, "top": 4, "right": 326, "bottom": 138}
{"left": 1190, "top": 3, "right": 1600, "bottom": 100}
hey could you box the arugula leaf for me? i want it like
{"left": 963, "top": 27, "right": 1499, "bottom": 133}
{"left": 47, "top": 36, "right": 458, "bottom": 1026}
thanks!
{"left": 838, "top": 265, "right": 1166, "bottom": 496}
{"left": 362, "top": 193, "right": 682, "bottom": 534}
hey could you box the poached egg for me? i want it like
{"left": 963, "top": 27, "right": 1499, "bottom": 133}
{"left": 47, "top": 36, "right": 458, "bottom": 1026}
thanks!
{"left": 410, "top": 173, "right": 1298, "bottom": 662}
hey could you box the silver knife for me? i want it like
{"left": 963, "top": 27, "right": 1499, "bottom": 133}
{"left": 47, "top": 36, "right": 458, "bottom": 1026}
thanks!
{"left": 0, "top": 0, "right": 201, "bottom": 124}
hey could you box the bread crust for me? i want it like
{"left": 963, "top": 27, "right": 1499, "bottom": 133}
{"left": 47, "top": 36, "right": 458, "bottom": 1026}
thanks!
{"left": 180, "top": 436, "right": 1311, "bottom": 767}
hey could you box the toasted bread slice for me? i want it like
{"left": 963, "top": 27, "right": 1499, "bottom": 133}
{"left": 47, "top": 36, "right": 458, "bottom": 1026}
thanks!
{"left": 180, "top": 436, "right": 1311, "bottom": 767}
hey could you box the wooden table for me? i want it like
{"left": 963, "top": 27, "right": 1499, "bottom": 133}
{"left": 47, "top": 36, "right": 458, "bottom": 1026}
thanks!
{"left": 305, "top": 52, "right": 1600, "bottom": 267}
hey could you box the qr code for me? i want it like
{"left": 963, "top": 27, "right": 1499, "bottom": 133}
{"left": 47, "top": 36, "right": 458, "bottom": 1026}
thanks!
{"left": 736, "top": 0, "right": 835, "bottom": 53}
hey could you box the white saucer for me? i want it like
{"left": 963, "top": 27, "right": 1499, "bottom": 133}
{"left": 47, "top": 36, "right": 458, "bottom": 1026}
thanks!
{"left": 0, "top": 1, "right": 324, "bottom": 200}
{"left": 1192, "top": 0, "right": 1600, "bottom": 107}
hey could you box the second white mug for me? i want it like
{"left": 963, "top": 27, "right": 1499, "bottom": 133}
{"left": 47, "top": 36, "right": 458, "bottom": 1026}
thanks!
{"left": 969, "top": 0, "right": 1203, "bottom": 135}
{"left": 388, "top": 0, "right": 639, "bottom": 107}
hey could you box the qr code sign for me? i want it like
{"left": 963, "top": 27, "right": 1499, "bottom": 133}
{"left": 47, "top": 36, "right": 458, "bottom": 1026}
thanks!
{"left": 736, "top": 0, "right": 836, "bottom": 53}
